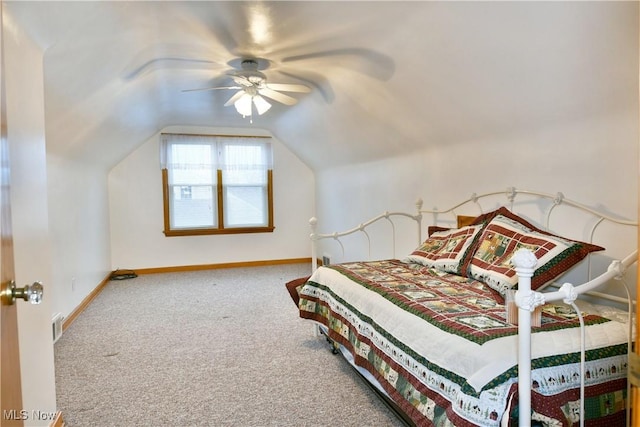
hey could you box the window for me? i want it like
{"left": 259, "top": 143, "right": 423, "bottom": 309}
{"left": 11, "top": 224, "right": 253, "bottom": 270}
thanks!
{"left": 160, "top": 133, "right": 274, "bottom": 236}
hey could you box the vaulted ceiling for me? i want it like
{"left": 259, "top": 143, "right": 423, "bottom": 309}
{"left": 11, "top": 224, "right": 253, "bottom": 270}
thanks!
{"left": 5, "top": 1, "right": 638, "bottom": 171}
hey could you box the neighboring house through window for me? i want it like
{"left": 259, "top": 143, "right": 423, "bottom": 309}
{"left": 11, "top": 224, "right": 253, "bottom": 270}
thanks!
{"left": 160, "top": 133, "right": 274, "bottom": 236}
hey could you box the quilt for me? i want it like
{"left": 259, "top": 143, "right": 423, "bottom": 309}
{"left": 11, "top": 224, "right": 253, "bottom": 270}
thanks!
{"left": 295, "top": 260, "right": 628, "bottom": 426}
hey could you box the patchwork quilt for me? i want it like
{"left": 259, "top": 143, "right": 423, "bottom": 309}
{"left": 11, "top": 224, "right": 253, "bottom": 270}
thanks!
{"left": 296, "top": 260, "right": 628, "bottom": 426}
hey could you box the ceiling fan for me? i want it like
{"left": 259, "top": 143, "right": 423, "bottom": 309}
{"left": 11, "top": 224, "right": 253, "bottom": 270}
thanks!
{"left": 183, "top": 58, "right": 311, "bottom": 119}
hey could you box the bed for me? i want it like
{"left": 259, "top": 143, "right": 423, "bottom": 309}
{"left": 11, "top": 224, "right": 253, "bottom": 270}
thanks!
{"left": 288, "top": 188, "right": 637, "bottom": 427}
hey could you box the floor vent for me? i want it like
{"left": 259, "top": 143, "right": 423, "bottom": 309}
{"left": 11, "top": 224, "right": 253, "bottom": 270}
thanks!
{"left": 52, "top": 313, "right": 64, "bottom": 343}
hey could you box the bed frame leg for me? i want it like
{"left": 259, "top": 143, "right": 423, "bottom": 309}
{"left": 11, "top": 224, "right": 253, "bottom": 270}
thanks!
{"left": 331, "top": 341, "right": 340, "bottom": 354}
{"left": 316, "top": 324, "right": 341, "bottom": 354}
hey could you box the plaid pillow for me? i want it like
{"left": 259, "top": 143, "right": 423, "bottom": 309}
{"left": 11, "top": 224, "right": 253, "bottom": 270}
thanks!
{"left": 467, "top": 213, "right": 604, "bottom": 295}
{"left": 406, "top": 225, "right": 484, "bottom": 274}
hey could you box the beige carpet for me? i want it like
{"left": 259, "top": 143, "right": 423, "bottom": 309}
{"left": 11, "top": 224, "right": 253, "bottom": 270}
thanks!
{"left": 54, "top": 264, "right": 404, "bottom": 427}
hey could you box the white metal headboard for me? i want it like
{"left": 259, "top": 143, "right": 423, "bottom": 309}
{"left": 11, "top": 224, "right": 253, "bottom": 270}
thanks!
{"left": 310, "top": 187, "right": 637, "bottom": 275}
{"left": 419, "top": 187, "right": 636, "bottom": 239}
{"left": 309, "top": 200, "right": 424, "bottom": 271}
{"left": 420, "top": 187, "right": 637, "bottom": 298}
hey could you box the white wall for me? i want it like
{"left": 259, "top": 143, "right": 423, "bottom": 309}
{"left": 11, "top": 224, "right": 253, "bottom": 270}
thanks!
{"left": 3, "top": 9, "right": 57, "bottom": 424}
{"left": 314, "top": 109, "right": 638, "bottom": 297}
{"left": 109, "top": 126, "right": 315, "bottom": 270}
{"left": 47, "top": 154, "right": 112, "bottom": 319}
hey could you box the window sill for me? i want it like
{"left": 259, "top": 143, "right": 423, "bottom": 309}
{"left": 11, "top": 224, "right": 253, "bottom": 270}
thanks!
{"left": 163, "top": 226, "right": 275, "bottom": 237}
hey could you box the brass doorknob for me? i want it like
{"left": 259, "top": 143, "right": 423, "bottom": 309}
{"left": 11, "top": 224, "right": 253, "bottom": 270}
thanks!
{"left": 3, "top": 281, "right": 43, "bottom": 305}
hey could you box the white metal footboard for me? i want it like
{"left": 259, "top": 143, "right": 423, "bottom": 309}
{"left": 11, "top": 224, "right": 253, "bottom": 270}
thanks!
{"left": 422, "top": 188, "right": 637, "bottom": 427}
{"left": 513, "top": 249, "right": 637, "bottom": 427}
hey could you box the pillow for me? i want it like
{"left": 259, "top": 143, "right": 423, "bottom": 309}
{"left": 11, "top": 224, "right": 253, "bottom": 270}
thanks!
{"left": 457, "top": 215, "right": 477, "bottom": 228}
{"left": 467, "top": 213, "right": 604, "bottom": 295}
{"left": 427, "top": 225, "right": 450, "bottom": 236}
{"left": 469, "top": 206, "right": 513, "bottom": 227}
{"left": 405, "top": 224, "right": 484, "bottom": 274}
{"left": 427, "top": 214, "right": 482, "bottom": 236}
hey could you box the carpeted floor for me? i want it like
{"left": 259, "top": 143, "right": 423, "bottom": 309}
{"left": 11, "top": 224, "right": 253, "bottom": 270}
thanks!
{"left": 54, "top": 264, "right": 404, "bottom": 427}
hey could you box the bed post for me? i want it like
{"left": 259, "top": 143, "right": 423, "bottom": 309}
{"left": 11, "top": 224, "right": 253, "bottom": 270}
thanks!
{"left": 512, "top": 249, "right": 542, "bottom": 427}
{"left": 415, "top": 198, "right": 424, "bottom": 245}
{"left": 310, "top": 217, "right": 318, "bottom": 272}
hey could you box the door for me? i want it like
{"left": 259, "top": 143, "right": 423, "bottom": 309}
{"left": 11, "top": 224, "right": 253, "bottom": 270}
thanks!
{"left": 632, "top": 224, "right": 639, "bottom": 424}
{"left": 635, "top": 7, "right": 640, "bottom": 422}
{"left": 635, "top": 201, "right": 640, "bottom": 424}
{"left": 0, "top": 1, "right": 24, "bottom": 425}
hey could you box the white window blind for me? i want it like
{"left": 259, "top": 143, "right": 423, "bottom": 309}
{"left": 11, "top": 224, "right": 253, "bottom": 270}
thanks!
{"left": 161, "top": 133, "right": 273, "bottom": 231}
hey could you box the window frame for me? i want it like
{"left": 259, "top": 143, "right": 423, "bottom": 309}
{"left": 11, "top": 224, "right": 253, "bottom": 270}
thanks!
{"left": 161, "top": 134, "right": 274, "bottom": 237}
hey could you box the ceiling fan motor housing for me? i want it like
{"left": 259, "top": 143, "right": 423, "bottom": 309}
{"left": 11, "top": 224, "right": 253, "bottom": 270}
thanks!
{"left": 239, "top": 59, "right": 267, "bottom": 84}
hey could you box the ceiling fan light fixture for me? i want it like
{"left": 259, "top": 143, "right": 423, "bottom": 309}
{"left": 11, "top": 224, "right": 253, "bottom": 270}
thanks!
{"left": 253, "top": 95, "right": 271, "bottom": 115}
{"left": 234, "top": 93, "right": 253, "bottom": 117}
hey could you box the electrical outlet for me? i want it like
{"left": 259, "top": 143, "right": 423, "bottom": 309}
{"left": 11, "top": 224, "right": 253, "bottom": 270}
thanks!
{"left": 71, "top": 277, "right": 76, "bottom": 291}
{"left": 322, "top": 255, "right": 331, "bottom": 266}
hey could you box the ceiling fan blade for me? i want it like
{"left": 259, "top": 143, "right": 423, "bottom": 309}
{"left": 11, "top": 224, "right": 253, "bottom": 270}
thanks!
{"left": 282, "top": 47, "right": 395, "bottom": 81}
{"left": 265, "top": 83, "right": 311, "bottom": 93}
{"left": 275, "top": 70, "right": 334, "bottom": 103}
{"left": 258, "top": 88, "right": 298, "bottom": 106}
{"left": 208, "top": 9, "right": 242, "bottom": 56}
{"left": 229, "top": 73, "right": 254, "bottom": 87}
{"left": 124, "top": 57, "right": 220, "bottom": 80}
{"left": 224, "top": 90, "right": 246, "bottom": 107}
{"left": 182, "top": 86, "right": 242, "bottom": 93}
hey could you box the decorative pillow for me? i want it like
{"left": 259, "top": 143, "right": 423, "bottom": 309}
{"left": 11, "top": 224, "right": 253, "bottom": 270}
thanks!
{"left": 405, "top": 224, "right": 484, "bottom": 274}
{"left": 467, "top": 213, "right": 604, "bottom": 295}
{"left": 427, "top": 225, "right": 450, "bottom": 236}
{"left": 457, "top": 215, "right": 477, "bottom": 228}
{"left": 469, "top": 206, "right": 513, "bottom": 227}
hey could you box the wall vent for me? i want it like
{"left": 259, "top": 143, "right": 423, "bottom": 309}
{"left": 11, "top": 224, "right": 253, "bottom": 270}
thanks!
{"left": 52, "top": 313, "right": 64, "bottom": 343}
{"left": 322, "top": 255, "right": 331, "bottom": 266}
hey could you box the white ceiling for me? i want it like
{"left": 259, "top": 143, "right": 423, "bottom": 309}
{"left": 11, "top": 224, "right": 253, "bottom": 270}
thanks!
{"left": 5, "top": 1, "right": 638, "bottom": 171}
